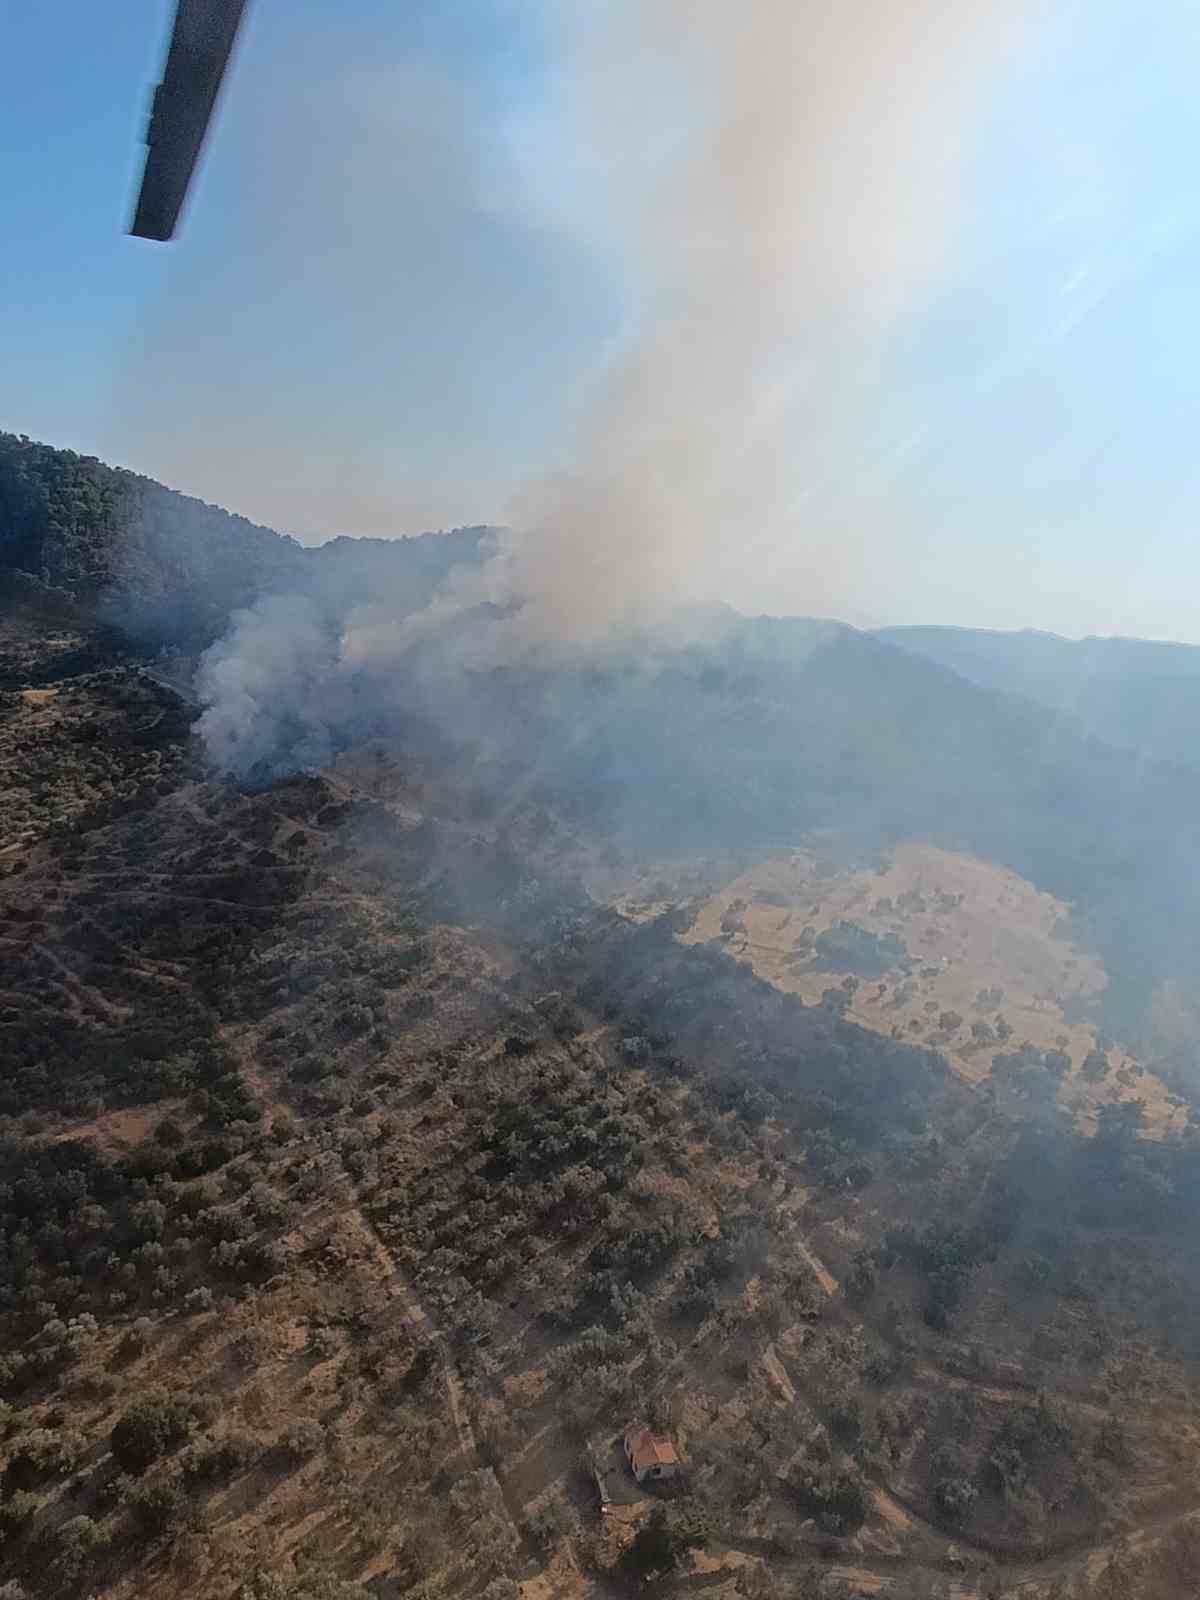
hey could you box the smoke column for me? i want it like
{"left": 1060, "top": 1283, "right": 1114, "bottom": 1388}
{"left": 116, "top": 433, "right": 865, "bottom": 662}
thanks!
{"left": 503, "top": 0, "right": 1035, "bottom": 640}
{"left": 193, "top": 0, "right": 1045, "bottom": 772}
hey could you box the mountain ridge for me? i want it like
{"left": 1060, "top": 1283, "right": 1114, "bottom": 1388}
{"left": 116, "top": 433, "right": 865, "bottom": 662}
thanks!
{"left": 0, "top": 431, "right": 494, "bottom": 652}
{"left": 877, "top": 622, "right": 1200, "bottom": 773}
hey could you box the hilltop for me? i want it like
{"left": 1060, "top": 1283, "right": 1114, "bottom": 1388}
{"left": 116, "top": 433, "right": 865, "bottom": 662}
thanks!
{"left": 0, "top": 431, "right": 493, "bottom": 652}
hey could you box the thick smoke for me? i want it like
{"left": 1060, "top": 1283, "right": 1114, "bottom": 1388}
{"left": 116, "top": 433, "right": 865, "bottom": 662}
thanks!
{"left": 197, "top": 0, "right": 1039, "bottom": 770}
{"left": 503, "top": 0, "right": 1034, "bottom": 639}
{"left": 198, "top": 596, "right": 342, "bottom": 775}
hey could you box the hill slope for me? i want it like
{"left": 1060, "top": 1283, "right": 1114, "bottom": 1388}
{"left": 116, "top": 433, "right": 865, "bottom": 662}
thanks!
{"left": 288, "top": 608, "right": 1200, "bottom": 1059}
{"left": 6, "top": 443, "right": 1200, "bottom": 1597}
{"left": 0, "top": 432, "right": 492, "bottom": 652}
{"left": 6, "top": 609, "right": 1200, "bottom": 1600}
{"left": 877, "top": 622, "right": 1200, "bottom": 773}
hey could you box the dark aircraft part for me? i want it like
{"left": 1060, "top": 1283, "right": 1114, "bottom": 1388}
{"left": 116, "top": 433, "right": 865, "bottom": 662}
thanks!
{"left": 130, "top": 0, "right": 249, "bottom": 241}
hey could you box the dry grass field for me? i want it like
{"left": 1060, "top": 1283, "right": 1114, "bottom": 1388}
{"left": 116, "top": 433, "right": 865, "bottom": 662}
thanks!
{"left": 682, "top": 842, "right": 1187, "bottom": 1138}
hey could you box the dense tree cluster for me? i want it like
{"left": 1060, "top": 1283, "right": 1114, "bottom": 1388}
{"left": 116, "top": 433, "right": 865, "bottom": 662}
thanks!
{"left": 812, "top": 921, "right": 907, "bottom": 978}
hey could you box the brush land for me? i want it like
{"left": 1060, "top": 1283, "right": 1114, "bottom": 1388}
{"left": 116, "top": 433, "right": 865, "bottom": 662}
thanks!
{"left": 4, "top": 435, "right": 1200, "bottom": 1600}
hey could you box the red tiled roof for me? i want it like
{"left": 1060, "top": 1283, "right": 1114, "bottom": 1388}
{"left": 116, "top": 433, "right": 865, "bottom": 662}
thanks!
{"left": 625, "top": 1424, "right": 679, "bottom": 1471}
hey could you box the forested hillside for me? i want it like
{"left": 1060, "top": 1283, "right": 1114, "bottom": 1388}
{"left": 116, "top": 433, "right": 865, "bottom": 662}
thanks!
{"left": 0, "top": 433, "right": 492, "bottom": 652}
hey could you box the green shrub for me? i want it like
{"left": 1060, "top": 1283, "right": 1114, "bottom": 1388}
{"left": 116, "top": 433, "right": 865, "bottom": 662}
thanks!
{"left": 932, "top": 1473, "right": 978, "bottom": 1524}
{"left": 784, "top": 1462, "right": 868, "bottom": 1535}
{"left": 180, "top": 1431, "right": 254, "bottom": 1484}
{"left": 126, "top": 1469, "right": 185, "bottom": 1536}
{"left": 623, "top": 1505, "right": 709, "bottom": 1575}
{"left": 0, "top": 1491, "right": 39, "bottom": 1543}
{"left": 110, "top": 1389, "right": 193, "bottom": 1475}
{"left": 2, "top": 1429, "right": 81, "bottom": 1493}
{"left": 43, "top": 1515, "right": 106, "bottom": 1583}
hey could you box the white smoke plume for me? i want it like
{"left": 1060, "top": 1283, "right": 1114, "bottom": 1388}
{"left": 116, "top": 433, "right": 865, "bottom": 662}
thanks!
{"left": 503, "top": 0, "right": 1036, "bottom": 639}
{"left": 195, "top": 0, "right": 1044, "bottom": 770}
{"left": 198, "top": 595, "right": 341, "bottom": 774}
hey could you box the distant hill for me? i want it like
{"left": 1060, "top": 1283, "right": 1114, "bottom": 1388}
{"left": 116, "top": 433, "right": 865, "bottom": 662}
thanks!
{"left": 877, "top": 623, "right": 1200, "bottom": 771}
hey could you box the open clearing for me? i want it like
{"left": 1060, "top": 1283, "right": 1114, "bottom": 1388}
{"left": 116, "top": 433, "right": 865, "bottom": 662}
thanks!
{"left": 683, "top": 841, "right": 1184, "bottom": 1137}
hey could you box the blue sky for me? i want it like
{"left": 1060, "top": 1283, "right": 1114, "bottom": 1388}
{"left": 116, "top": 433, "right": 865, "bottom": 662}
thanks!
{"left": 5, "top": 1, "right": 1200, "bottom": 641}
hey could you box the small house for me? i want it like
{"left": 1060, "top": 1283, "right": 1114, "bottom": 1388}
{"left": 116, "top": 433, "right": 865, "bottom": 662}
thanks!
{"left": 623, "top": 1423, "right": 680, "bottom": 1485}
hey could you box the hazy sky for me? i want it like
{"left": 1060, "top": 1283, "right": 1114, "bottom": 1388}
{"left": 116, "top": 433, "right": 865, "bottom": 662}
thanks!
{"left": 5, "top": 0, "right": 1200, "bottom": 640}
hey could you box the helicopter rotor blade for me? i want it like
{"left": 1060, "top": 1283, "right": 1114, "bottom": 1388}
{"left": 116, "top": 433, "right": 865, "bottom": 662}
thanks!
{"left": 130, "top": 0, "right": 249, "bottom": 242}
